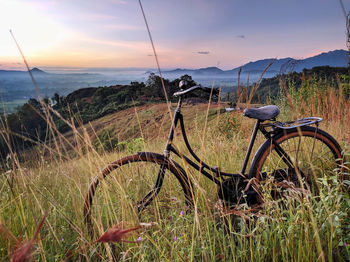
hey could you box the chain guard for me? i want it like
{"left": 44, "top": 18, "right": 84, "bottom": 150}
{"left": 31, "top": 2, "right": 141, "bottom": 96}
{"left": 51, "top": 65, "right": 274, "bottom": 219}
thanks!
{"left": 217, "top": 177, "right": 258, "bottom": 206}
{"left": 218, "top": 168, "right": 309, "bottom": 205}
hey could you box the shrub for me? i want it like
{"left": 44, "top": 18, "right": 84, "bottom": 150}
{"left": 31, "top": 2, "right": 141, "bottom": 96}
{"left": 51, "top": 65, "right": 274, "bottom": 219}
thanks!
{"left": 118, "top": 137, "right": 145, "bottom": 154}
{"left": 217, "top": 113, "right": 241, "bottom": 139}
{"left": 93, "top": 128, "right": 119, "bottom": 152}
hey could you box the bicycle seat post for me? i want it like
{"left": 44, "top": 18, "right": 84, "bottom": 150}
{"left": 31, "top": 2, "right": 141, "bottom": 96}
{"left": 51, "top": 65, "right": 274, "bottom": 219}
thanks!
{"left": 240, "top": 119, "right": 261, "bottom": 175}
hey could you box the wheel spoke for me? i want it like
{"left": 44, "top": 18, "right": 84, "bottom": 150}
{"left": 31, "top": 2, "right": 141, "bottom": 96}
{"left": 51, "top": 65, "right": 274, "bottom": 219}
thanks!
{"left": 84, "top": 153, "right": 193, "bottom": 241}
{"left": 251, "top": 126, "right": 343, "bottom": 201}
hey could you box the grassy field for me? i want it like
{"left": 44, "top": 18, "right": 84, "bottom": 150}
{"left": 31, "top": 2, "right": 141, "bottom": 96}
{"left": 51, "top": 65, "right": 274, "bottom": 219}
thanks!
{"left": 0, "top": 80, "right": 349, "bottom": 261}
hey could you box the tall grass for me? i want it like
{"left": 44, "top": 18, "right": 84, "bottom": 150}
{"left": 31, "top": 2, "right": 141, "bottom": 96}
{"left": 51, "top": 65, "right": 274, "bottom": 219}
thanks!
{"left": 278, "top": 73, "right": 350, "bottom": 145}
{"left": 0, "top": 74, "right": 349, "bottom": 261}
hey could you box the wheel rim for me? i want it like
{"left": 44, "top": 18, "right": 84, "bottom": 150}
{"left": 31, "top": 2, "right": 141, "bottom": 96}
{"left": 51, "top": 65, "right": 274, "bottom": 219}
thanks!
{"left": 256, "top": 130, "right": 342, "bottom": 198}
{"left": 84, "top": 156, "right": 191, "bottom": 241}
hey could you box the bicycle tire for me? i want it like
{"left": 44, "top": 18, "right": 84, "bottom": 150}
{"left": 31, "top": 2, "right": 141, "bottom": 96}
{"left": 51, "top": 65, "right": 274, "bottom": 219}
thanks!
{"left": 84, "top": 152, "right": 194, "bottom": 239}
{"left": 249, "top": 125, "right": 344, "bottom": 200}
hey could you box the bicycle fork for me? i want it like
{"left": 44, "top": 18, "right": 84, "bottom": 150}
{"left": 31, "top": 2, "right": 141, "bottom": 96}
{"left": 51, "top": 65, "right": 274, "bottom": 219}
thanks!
{"left": 137, "top": 161, "right": 167, "bottom": 213}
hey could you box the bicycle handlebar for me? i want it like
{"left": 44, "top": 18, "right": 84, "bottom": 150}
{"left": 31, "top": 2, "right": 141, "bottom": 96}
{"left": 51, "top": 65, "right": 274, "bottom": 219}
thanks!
{"left": 173, "top": 85, "right": 202, "bottom": 97}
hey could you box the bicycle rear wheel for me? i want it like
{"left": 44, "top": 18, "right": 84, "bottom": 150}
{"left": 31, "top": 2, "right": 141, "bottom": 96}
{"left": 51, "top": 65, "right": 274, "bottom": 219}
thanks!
{"left": 249, "top": 126, "right": 344, "bottom": 200}
{"left": 84, "top": 152, "right": 194, "bottom": 240}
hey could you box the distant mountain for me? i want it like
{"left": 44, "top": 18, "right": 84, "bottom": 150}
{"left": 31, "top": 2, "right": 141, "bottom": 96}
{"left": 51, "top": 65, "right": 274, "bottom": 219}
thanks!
{"left": 161, "top": 49, "right": 348, "bottom": 77}
{"left": 30, "top": 67, "right": 47, "bottom": 74}
{"left": 0, "top": 67, "right": 47, "bottom": 76}
{"left": 163, "top": 67, "right": 224, "bottom": 75}
{"left": 293, "top": 50, "right": 348, "bottom": 71}
{"left": 0, "top": 69, "right": 28, "bottom": 75}
{"left": 225, "top": 57, "right": 294, "bottom": 75}
{"left": 0, "top": 67, "right": 116, "bottom": 110}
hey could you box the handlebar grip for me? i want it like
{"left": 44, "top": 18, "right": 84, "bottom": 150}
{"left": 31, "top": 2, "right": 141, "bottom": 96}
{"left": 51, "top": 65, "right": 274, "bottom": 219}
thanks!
{"left": 173, "top": 85, "right": 202, "bottom": 97}
{"left": 179, "top": 80, "right": 187, "bottom": 89}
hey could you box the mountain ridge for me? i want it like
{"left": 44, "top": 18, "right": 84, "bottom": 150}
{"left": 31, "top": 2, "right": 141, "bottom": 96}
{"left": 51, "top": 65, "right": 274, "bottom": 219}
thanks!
{"left": 161, "top": 49, "right": 348, "bottom": 76}
{"left": 1, "top": 49, "right": 347, "bottom": 77}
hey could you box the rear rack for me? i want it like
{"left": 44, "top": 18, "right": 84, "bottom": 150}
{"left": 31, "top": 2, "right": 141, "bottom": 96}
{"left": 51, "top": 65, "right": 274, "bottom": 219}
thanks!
{"left": 274, "top": 117, "right": 323, "bottom": 129}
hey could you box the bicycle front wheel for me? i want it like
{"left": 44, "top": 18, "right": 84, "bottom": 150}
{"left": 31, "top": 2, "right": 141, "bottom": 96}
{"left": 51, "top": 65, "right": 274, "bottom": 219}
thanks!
{"left": 84, "top": 152, "right": 194, "bottom": 240}
{"left": 249, "top": 126, "right": 344, "bottom": 200}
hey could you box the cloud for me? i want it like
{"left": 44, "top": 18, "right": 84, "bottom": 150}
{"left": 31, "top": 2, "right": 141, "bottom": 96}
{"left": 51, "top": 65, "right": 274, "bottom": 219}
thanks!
{"left": 197, "top": 51, "right": 210, "bottom": 55}
{"left": 75, "top": 13, "right": 117, "bottom": 21}
{"left": 236, "top": 35, "right": 246, "bottom": 39}
{"left": 147, "top": 54, "right": 153, "bottom": 56}
{"left": 108, "top": 0, "right": 127, "bottom": 4}
{"left": 103, "top": 24, "right": 143, "bottom": 31}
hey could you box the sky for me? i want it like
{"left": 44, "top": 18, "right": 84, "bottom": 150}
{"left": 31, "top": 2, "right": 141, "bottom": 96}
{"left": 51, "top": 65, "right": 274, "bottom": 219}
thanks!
{"left": 0, "top": 0, "right": 349, "bottom": 70}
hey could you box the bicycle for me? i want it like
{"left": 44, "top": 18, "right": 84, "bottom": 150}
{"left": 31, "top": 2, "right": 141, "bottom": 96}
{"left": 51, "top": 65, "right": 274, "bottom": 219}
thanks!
{"left": 83, "top": 80, "right": 344, "bottom": 238}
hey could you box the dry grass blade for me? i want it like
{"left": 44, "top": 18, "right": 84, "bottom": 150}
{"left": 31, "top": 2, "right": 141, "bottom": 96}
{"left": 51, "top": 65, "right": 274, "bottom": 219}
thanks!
{"left": 96, "top": 223, "right": 142, "bottom": 243}
{"left": 236, "top": 67, "right": 243, "bottom": 104}
{"left": 223, "top": 209, "right": 250, "bottom": 220}
{"left": 246, "top": 74, "right": 250, "bottom": 104}
{"left": 139, "top": 222, "right": 158, "bottom": 228}
{"left": 0, "top": 224, "right": 18, "bottom": 243}
{"left": 338, "top": 0, "right": 350, "bottom": 73}
{"left": 339, "top": 0, "right": 348, "bottom": 18}
{"left": 9, "top": 30, "right": 94, "bottom": 162}
{"left": 221, "top": 205, "right": 263, "bottom": 218}
{"left": 215, "top": 198, "right": 263, "bottom": 221}
{"left": 247, "top": 59, "right": 276, "bottom": 105}
{"left": 9, "top": 30, "right": 41, "bottom": 100}
{"left": 138, "top": 0, "right": 173, "bottom": 123}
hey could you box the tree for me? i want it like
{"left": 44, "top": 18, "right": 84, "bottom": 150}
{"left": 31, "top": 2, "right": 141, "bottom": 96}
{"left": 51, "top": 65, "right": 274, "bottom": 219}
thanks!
{"left": 52, "top": 93, "right": 60, "bottom": 107}
{"left": 144, "top": 73, "right": 170, "bottom": 99}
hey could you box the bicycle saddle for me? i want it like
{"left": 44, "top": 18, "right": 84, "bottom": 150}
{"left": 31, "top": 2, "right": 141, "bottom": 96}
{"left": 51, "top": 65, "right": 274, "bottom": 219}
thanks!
{"left": 243, "top": 105, "right": 280, "bottom": 121}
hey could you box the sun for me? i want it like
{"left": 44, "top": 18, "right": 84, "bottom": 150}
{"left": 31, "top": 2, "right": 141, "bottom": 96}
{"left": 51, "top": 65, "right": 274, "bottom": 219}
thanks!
{"left": 0, "top": 0, "right": 71, "bottom": 65}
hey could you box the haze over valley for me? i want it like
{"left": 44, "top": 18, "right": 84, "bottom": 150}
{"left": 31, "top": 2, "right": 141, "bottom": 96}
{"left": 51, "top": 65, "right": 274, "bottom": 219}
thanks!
{"left": 1, "top": 49, "right": 347, "bottom": 113}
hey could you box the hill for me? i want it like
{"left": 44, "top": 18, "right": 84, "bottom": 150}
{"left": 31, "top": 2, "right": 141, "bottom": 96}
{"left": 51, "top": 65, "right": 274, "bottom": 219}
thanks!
{"left": 29, "top": 67, "right": 47, "bottom": 74}
{"left": 0, "top": 74, "right": 219, "bottom": 158}
{"left": 252, "top": 66, "right": 349, "bottom": 103}
{"left": 0, "top": 67, "right": 106, "bottom": 112}
{"left": 0, "top": 67, "right": 47, "bottom": 75}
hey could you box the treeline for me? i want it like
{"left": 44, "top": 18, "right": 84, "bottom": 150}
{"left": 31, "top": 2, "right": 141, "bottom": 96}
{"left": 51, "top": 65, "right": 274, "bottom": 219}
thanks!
{"left": 0, "top": 74, "right": 218, "bottom": 159}
{"left": 224, "top": 66, "right": 349, "bottom": 104}
{"left": 256, "top": 66, "right": 349, "bottom": 102}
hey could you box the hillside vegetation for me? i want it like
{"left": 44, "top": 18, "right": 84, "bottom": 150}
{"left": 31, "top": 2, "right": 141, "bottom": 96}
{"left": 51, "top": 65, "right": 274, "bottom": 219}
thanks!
{"left": 223, "top": 66, "right": 350, "bottom": 104}
{"left": 0, "top": 74, "right": 218, "bottom": 160}
{"left": 0, "top": 67, "right": 349, "bottom": 261}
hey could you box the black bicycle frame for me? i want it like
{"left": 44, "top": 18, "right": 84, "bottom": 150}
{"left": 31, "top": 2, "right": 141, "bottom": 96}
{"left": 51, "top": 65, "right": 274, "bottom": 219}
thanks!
{"left": 138, "top": 95, "right": 298, "bottom": 211}
{"left": 160, "top": 96, "right": 268, "bottom": 187}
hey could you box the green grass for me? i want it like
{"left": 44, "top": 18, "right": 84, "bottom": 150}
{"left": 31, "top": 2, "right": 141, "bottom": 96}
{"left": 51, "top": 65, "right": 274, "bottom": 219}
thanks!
{"left": 0, "top": 91, "right": 349, "bottom": 261}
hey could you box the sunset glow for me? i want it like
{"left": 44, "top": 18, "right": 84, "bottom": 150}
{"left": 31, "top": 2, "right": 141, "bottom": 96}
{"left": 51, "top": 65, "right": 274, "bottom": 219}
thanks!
{"left": 0, "top": 0, "right": 348, "bottom": 70}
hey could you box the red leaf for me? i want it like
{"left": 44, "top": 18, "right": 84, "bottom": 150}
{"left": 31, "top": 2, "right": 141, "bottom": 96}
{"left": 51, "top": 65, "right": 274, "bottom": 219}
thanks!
{"left": 11, "top": 241, "right": 35, "bottom": 262}
{"left": 215, "top": 254, "right": 225, "bottom": 260}
{"left": 10, "top": 213, "right": 47, "bottom": 262}
{"left": 32, "top": 213, "right": 47, "bottom": 241}
{"left": 96, "top": 223, "right": 141, "bottom": 243}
